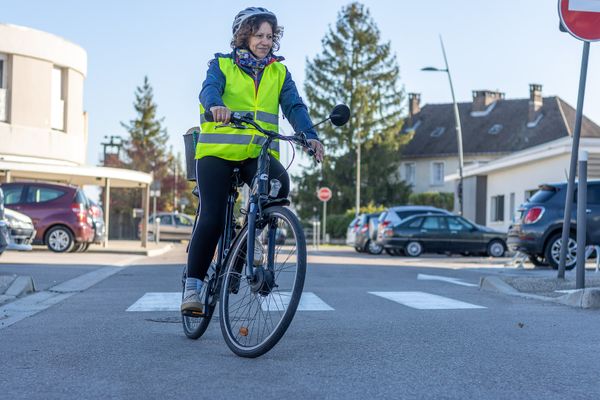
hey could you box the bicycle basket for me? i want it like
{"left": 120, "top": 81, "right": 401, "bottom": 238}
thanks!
{"left": 183, "top": 127, "right": 200, "bottom": 181}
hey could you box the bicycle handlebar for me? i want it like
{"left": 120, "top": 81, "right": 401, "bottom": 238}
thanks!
{"left": 203, "top": 110, "right": 317, "bottom": 159}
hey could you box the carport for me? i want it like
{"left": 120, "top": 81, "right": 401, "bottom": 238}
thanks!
{"left": 0, "top": 160, "right": 153, "bottom": 247}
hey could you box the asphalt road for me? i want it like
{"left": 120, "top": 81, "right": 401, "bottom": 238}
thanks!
{"left": 1, "top": 245, "right": 600, "bottom": 399}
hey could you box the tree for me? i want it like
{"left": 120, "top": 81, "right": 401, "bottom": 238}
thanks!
{"left": 104, "top": 77, "right": 173, "bottom": 238}
{"left": 293, "top": 2, "right": 411, "bottom": 220}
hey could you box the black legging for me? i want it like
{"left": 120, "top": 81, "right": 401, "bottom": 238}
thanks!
{"left": 187, "top": 155, "right": 290, "bottom": 280}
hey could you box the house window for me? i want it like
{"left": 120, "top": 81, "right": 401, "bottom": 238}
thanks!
{"left": 0, "top": 53, "right": 7, "bottom": 122}
{"left": 51, "top": 66, "right": 65, "bottom": 131}
{"left": 491, "top": 195, "right": 505, "bottom": 222}
{"left": 404, "top": 163, "right": 415, "bottom": 185}
{"left": 431, "top": 162, "right": 444, "bottom": 186}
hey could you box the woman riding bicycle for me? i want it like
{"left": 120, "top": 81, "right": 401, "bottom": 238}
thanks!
{"left": 182, "top": 7, "right": 324, "bottom": 314}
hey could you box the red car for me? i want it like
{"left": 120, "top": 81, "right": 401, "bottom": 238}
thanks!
{"left": 0, "top": 182, "right": 95, "bottom": 252}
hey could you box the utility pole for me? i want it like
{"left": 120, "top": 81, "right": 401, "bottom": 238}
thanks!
{"left": 100, "top": 135, "right": 123, "bottom": 166}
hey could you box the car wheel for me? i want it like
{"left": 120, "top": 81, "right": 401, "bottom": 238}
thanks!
{"left": 528, "top": 254, "right": 548, "bottom": 267}
{"left": 404, "top": 241, "right": 423, "bottom": 257}
{"left": 354, "top": 246, "right": 363, "bottom": 253}
{"left": 545, "top": 234, "right": 577, "bottom": 270}
{"left": 487, "top": 240, "right": 506, "bottom": 257}
{"left": 366, "top": 240, "right": 383, "bottom": 255}
{"left": 46, "top": 226, "right": 75, "bottom": 253}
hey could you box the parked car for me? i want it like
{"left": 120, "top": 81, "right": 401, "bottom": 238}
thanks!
{"left": 141, "top": 212, "right": 195, "bottom": 241}
{"left": 0, "top": 188, "right": 35, "bottom": 254}
{"left": 508, "top": 181, "right": 600, "bottom": 270}
{"left": 376, "top": 206, "right": 452, "bottom": 255}
{"left": 353, "top": 212, "right": 383, "bottom": 254}
{"left": 345, "top": 217, "right": 360, "bottom": 247}
{"left": 0, "top": 182, "right": 95, "bottom": 252}
{"left": 381, "top": 214, "right": 507, "bottom": 257}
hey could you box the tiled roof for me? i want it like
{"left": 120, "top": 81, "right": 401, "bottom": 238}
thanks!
{"left": 401, "top": 96, "right": 600, "bottom": 158}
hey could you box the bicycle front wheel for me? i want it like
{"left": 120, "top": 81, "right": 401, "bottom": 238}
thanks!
{"left": 219, "top": 206, "right": 306, "bottom": 358}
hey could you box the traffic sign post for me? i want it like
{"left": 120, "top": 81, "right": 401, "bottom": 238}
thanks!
{"left": 317, "top": 187, "right": 332, "bottom": 244}
{"left": 557, "top": 0, "right": 598, "bottom": 279}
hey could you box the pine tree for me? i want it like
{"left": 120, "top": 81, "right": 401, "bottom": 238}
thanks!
{"left": 106, "top": 77, "right": 172, "bottom": 238}
{"left": 294, "top": 2, "right": 411, "bottom": 219}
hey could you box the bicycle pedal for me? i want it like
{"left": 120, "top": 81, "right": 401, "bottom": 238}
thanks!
{"left": 182, "top": 310, "right": 205, "bottom": 318}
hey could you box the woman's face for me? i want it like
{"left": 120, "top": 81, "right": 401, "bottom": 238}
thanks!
{"left": 248, "top": 21, "right": 273, "bottom": 59}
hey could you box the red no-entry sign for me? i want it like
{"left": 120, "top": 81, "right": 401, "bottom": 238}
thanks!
{"left": 559, "top": 0, "right": 600, "bottom": 41}
{"left": 317, "top": 187, "right": 332, "bottom": 202}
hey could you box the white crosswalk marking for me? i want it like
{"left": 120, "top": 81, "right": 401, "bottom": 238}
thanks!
{"left": 260, "top": 292, "right": 334, "bottom": 311}
{"left": 127, "top": 293, "right": 180, "bottom": 312}
{"left": 126, "top": 292, "right": 334, "bottom": 312}
{"left": 369, "top": 291, "right": 486, "bottom": 310}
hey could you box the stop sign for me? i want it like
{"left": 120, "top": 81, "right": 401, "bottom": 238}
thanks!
{"left": 559, "top": 0, "right": 600, "bottom": 41}
{"left": 317, "top": 187, "right": 332, "bottom": 202}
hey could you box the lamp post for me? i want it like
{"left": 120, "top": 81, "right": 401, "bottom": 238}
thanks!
{"left": 421, "top": 36, "right": 464, "bottom": 215}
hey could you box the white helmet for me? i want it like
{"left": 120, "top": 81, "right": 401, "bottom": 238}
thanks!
{"left": 232, "top": 7, "right": 277, "bottom": 36}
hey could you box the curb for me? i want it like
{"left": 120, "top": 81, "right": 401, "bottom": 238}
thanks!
{"left": 480, "top": 276, "right": 600, "bottom": 309}
{"left": 0, "top": 274, "right": 36, "bottom": 304}
{"left": 86, "top": 243, "right": 173, "bottom": 257}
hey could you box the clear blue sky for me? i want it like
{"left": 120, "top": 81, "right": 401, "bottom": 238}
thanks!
{"left": 3, "top": 0, "right": 600, "bottom": 170}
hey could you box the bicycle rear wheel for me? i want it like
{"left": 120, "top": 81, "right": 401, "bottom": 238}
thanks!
{"left": 219, "top": 206, "right": 306, "bottom": 358}
{"left": 181, "top": 263, "right": 216, "bottom": 339}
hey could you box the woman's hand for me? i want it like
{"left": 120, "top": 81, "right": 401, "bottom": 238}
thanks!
{"left": 210, "top": 106, "right": 232, "bottom": 124}
{"left": 307, "top": 139, "right": 324, "bottom": 163}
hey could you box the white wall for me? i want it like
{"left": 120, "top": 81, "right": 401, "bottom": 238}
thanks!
{"left": 486, "top": 154, "right": 570, "bottom": 231}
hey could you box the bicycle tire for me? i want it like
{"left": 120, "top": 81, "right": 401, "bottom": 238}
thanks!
{"left": 219, "top": 206, "right": 306, "bottom": 358}
{"left": 181, "top": 264, "right": 216, "bottom": 340}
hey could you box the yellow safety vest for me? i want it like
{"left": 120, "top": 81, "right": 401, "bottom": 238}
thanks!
{"left": 196, "top": 57, "right": 285, "bottom": 161}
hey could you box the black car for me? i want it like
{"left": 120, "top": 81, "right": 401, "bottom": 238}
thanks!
{"left": 376, "top": 205, "right": 452, "bottom": 255}
{"left": 383, "top": 214, "right": 507, "bottom": 257}
{"left": 353, "top": 212, "right": 383, "bottom": 254}
{"left": 507, "top": 181, "right": 600, "bottom": 269}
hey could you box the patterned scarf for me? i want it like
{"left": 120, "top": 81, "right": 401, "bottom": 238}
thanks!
{"left": 235, "top": 48, "right": 274, "bottom": 70}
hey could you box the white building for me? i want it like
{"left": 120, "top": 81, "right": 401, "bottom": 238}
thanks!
{"left": 401, "top": 85, "right": 600, "bottom": 228}
{"left": 0, "top": 23, "right": 153, "bottom": 246}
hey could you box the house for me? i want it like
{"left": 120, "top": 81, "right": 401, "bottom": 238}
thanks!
{"left": 400, "top": 84, "right": 600, "bottom": 229}
{"left": 0, "top": 23, "right": 153, "bottom": 246}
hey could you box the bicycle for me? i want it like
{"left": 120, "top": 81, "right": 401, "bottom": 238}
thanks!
{"left": 181, "top": 104, "right": 350, "bottom": 358}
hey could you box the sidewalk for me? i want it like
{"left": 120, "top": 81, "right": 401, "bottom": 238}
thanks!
{"left": 480, "top": 265, "right": 600, "bottom": 309}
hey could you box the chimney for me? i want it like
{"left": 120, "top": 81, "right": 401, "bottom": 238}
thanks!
{"left": 528, "top": 83, "right": 543, "bottom": 124}
{"left": 408, "top": 93, "right": 421, "bottom": 127}
{"left": 471, "top": 90, "right": 504, "bottom": 114}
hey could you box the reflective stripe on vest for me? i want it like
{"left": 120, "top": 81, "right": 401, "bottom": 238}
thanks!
{"left": 196, "top": 57, "right": 286, "bottom": 161}
{"left": 197, "top": 133, "right": 280, "bottom": 152}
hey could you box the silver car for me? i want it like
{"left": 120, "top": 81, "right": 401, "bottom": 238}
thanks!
{"left": 146, "top": 212, "right": 194, "bottom": 241}
{"left": 0, "top": 208, "right": 36, "bottom": 254}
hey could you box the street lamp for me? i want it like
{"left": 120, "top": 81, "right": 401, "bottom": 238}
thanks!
{"left": 421, "top": 36, "right": 465, "bottom": 215}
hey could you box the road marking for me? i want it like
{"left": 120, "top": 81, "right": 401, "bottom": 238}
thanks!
{"left": 369, "top": 291, "right": 486, "bottom": 310}
{"left": 417, "top": 273, "right": 478, "bottom": 287}
{"left": 126, "top": 291, "right": 334, "bottom": 312}
{"left": 261, "top": 292, "right": 334, "bottom": 311}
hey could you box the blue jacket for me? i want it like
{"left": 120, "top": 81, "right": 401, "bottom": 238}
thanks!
{"left": 199, "top": 52, "right": 319, "bottom": 141}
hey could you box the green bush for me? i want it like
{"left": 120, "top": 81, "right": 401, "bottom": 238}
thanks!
{"left": 408, "top": 192, "right": 454, "bottom": 211}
